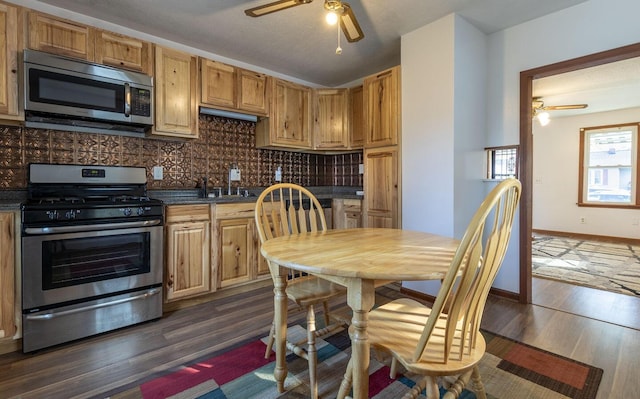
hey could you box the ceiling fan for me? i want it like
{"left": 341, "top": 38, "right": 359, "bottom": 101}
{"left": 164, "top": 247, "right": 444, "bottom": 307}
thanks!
{"left": 245, "top": 0, "right": 364, "bottom": 43}
{"left": 532, "top": 96, "right": 588, "bottom": 126}
{"left": 532, "top": 96, "right": 588, "bottom": 112}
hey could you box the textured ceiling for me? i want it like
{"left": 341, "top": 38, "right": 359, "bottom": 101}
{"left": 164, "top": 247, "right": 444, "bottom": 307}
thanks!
{"left": 22, "top": 0, "right": 587, "bottom": 87}
{"left": 533, "top": 57, "right": 640, "bottom": 118}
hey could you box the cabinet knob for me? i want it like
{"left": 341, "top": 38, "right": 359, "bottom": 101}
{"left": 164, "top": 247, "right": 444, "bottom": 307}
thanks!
{"left": 167, "top": 275, "right": 174, "bottom": 288}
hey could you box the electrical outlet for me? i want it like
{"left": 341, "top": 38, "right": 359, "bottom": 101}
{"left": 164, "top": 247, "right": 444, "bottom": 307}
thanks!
{"left": 580, "top": 216, "right": 586, "bottom": 224}
{"left": 230, "top": 168, "right": 241, "bottom": 181}
{"left": 152, "top": 166, "right": 163, "bottom": 180}
{"left": 358, "top": 163, "right": 364, "bottom": 174}
{"left": 275, "top": 166, "right": 282, "bottom": 182}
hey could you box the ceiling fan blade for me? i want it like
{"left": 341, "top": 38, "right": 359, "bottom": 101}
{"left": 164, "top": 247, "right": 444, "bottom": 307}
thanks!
{"left": 245, "top": 0, "right": 312, "bottom": 17}
{"left": 543, "top": 104, "right": 588, "bottom": 111}
{"left": 340, "top": 3, "right": 364, "bottom": 42}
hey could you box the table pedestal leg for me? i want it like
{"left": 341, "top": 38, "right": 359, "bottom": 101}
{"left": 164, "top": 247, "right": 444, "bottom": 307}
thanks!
{"left": 347, "top": 279, "right": 375, "bottom": 399}
{"left": 273, "top": 272, "right": 288, "bottom": 392}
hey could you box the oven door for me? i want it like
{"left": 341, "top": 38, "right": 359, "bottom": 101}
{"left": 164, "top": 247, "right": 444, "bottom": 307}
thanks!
{"left": 22, "top": 223, "right": 163, "bottom": 311}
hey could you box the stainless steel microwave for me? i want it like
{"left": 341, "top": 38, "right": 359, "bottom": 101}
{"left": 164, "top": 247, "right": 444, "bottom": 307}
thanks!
{"left": 23, "top": 49, "right": 153, "bottom": 135}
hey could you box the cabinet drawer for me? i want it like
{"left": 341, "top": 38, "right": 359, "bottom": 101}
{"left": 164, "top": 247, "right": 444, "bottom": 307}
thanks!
{"left": 166, "top": 204, "right": 210, "bottom": 223}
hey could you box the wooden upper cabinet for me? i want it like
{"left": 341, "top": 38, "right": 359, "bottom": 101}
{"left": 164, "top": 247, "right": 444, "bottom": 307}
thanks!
{"left": 349, "top": 85, "right": 364, "bottom": 149}
{"left": 256, "top": 78, "right": 311, "bottom": 149}
{"left": 363, "top": 65, "right": 401, "bottom": 148}
{"left": 94, "top": 30, "right": 152, "bottom": 74}
{"left": 237, "top": 68, "right": 269, "bottom": 115}
{"left": 27, "top": 12, "right": 95, "bottom": 60}
{"left": 200, "top": 59, "right": 269, "bottom": 116}
{"left": 200, "top": 58, "right": 236, "bottom": 109}
{"left": 313, "top": 88, "right": 348, "bottom": 150}
{"left": 153, "top": 46, "right": 199, "bottom": 138}
{"left": 0, "top": 2, "right": 21, "bottom": 121}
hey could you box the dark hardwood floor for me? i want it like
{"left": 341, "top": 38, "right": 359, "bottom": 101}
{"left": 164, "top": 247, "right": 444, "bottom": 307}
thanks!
{"left": 0, "top": 280, "right": 639, "bottom": 399}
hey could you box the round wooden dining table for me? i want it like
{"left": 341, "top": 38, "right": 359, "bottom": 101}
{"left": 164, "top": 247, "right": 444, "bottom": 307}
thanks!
{"left": 260, "top": 227, "right": 460, "bottom": 399}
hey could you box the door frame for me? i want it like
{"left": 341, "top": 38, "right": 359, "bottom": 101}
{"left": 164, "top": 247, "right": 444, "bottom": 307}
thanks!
{"left": 518, "top": 42, "right": 640, "bottom": 303}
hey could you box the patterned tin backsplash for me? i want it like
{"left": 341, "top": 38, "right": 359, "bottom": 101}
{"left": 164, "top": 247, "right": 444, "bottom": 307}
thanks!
{"left": 0, "top": 115, "right": 363, "bottom": 189}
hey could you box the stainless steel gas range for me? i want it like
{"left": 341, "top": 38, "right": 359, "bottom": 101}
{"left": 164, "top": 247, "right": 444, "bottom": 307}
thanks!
{"left": 20, "top": 163, "right": 164, "bottom": 352}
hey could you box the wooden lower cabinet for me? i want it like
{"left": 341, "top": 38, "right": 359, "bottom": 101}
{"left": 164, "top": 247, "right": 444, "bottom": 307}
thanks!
{"left": 332, "top": 198, "right": 362, "bottom": 229}
{"left": 0, "top": 212, "right": 15, "bottom": 339}
{"left": 212, "top": 202, "right": 267, "bottom": 290}
{"left": 164, "top": 205, "right": 211, "bottom": 301}
{"left": 363, "top": 146, "right": 400, "bottom": 228}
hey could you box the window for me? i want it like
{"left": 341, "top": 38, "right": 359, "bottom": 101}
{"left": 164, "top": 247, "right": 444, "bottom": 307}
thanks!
{"left": 579, "top": 123, "right": 638, "bottom": 207}
{"left": 486, "top": 145, "right": 518, "bottom": 179}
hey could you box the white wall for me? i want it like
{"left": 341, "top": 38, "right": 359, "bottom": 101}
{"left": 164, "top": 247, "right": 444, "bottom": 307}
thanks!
{"left": 402, "top": 0, "right": 640, "bottom": 296}
{"left": 533, "top": 107, "right": 640, "bottom": 238}
{"left": 485, "top": 0, "right": 640, "bottom": 292}
{"left": 401, "top": 14, "right": 487, "bottom": 295}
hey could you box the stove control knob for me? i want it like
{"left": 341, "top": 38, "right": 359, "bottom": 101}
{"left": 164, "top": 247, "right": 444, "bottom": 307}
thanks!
{"left": 46, "top": 210, "right": 59, "bottom": 220}
{"left": 123, "top": 207, "right": 132, "bottom": 217}
{"left": 65, "top": 210, "right": 76, "bottom": 219}
{"left": 136, "top": 207, "right": 145, "bottom": 216}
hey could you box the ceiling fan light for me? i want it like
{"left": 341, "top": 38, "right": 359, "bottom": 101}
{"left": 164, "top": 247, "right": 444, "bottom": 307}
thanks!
{"left": 537, "top": 111, "right": 550, "bottom": 126}
{"left": 326, "top": 11, "right": 338, "bottom": 25}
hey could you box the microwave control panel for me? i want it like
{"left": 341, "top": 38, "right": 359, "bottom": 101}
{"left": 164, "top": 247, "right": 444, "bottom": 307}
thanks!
{"left": 131, "top": 88, "right": 152, "bottom": 117}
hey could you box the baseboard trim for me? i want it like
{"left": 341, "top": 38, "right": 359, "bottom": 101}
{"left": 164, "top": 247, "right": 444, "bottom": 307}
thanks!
{"left": 0, "top": 337, "right": 20, "bottom": 355}
{"left": 400, "top": 286, "right": 519, "bottom": 303}
{"left": 533, "top": 229, "right": 640, "bottom": 245}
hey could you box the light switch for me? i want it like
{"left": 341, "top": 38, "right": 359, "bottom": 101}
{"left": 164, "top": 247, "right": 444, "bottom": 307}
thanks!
{"left": 358, "top": 164, "right": 364, "bottom": 174}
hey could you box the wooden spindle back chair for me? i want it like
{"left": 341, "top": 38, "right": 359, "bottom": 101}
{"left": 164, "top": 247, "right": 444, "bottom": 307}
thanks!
{"left": 255, "top": 183, "right": 347, "bottom": 399}
{"left": 337, "top": 178, "right": 522, "bottom": 399}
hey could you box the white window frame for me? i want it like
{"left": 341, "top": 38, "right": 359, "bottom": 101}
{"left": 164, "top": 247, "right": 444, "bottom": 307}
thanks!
{"left": 579, "top": 123, "right": 639, "bottom": 208}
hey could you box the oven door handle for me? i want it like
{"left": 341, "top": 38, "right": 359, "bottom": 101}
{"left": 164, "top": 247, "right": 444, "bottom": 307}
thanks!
{"left": 25, "top": 288, "right": 161, "bottom": 321}
{"left": 24, "top": 219, "right": 162, "bottom": 235}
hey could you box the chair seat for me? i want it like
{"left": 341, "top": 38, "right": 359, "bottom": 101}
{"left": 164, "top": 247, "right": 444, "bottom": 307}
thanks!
{"left": 364, "top": 298, "right": 486, "bottom": 376}
{"left": 287, "top": 277, "right": 345, "bottom": 307}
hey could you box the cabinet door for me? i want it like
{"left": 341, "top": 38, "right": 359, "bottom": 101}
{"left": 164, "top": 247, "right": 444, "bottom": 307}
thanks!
{"left": 349, "top": 85, "right": 364, "bottom": 149}
{"left": 271, "top": 79, "right": 312, "bottom": 148}
{"left": 217, "top": 218, "right": 252, "bottom": 288}
{"left": 27, "top": 12, "right": 95, "bottom": 60}
{"left": 237, "top": 69, "right": 269, "bottom": 115}
{"left": 0, "top": 212, "right": 15, "bottom": 338}
{"left": 251, "top": 219, "right": 270, "bottom": 276}
{"left": 314, "top": 88, "right": 348, "bottom": 149}
{"left": 363, "top": 146, "right": 399, "bottom": 228}
{"left": 364, "top": 66, "right": 400, "bottom": 148}
{"left": 0, "top": 2, "right": 20, "bottom": 120}
{"left": 94, "top": 30, "right": 152, "bottom": 74}
{"left": 165, "top": 220, "right": 211, "bottom": 301}
{"left": 154, "top": 46, "right": 199, "bottom": 138}
{"left": 332, "top": 199, "right": 362, "bottom": 229}
{"left": 200, "top": 58, "right": 236, "bottom": 109}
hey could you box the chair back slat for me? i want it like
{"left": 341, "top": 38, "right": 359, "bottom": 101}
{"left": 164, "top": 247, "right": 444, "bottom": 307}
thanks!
{"left": 255, "top": 183, "right": 329, "bottom": 281}
{"left": 412, "top": 178, "right": 521, "bottom": 363}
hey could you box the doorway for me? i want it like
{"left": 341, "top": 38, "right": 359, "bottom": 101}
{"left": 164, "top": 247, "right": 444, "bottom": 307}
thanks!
{"left": 518, "top": 42, "right": 640, "bottom": 304}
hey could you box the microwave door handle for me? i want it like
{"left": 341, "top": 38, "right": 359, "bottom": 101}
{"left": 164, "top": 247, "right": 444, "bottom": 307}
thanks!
{"left": 124, "top": 83, "right": 131, "bottom": 117}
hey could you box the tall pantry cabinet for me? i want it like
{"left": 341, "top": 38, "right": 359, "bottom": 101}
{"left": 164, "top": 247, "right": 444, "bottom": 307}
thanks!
{"left": 362, "top": 66, "right": 401, "bottom": 228}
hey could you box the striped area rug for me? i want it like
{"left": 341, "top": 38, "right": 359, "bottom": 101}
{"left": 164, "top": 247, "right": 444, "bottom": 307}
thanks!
{"left": 532, "top": 234, "right": 640, "bottom": 296}
{"left": 109, "top": 325, "right": 602, "bottom": 399}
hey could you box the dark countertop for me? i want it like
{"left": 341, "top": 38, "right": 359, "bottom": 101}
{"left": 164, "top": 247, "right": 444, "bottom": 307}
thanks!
{"left": 0, "top": 187, "right": 363, "bottom": 210}
{"left": 150, "top": 186, "right": 363, "bottom": 205}
{"left": 0, "top": 191, "right": 26, "bottom": 211}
